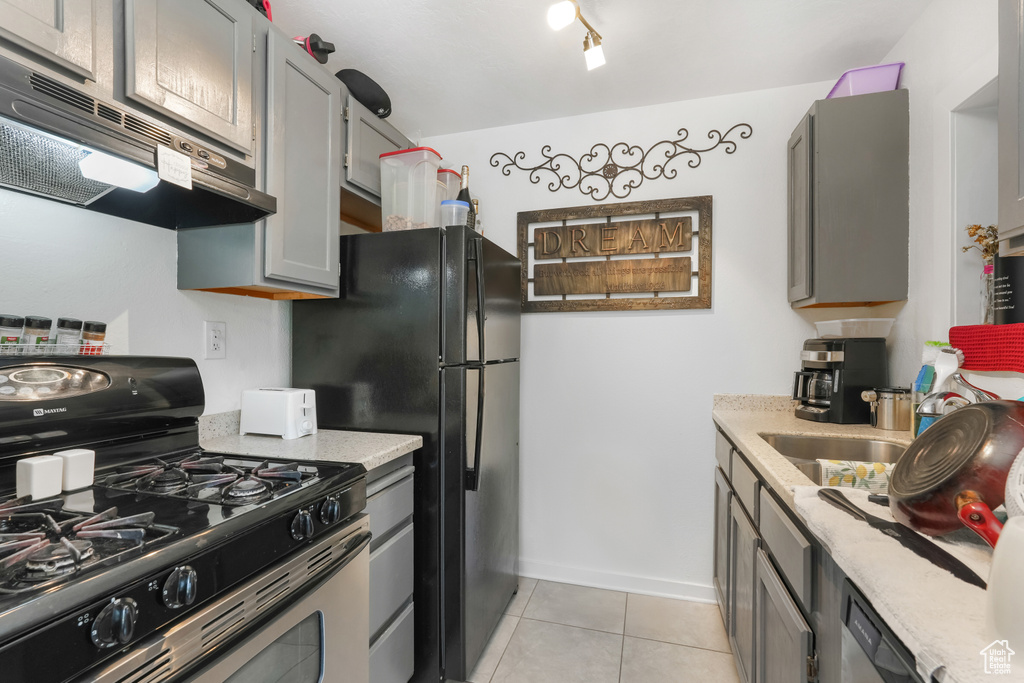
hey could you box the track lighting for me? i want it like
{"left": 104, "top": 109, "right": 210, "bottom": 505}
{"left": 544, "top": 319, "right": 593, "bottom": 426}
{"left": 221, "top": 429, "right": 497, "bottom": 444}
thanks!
{"left": 583, "top": 32, "right": 604, "bottom": 70}
{"left": 547, "top": 0, "right": 605, "bottom": 70}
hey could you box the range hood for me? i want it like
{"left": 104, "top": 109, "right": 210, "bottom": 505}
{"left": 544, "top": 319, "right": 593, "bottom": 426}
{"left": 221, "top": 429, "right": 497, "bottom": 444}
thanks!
{"left": 0, "top": 55, "right": 275, "bottom": 229}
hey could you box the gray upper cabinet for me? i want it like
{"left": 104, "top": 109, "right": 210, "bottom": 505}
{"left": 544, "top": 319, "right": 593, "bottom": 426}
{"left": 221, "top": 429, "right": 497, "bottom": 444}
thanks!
{"left": 124, "top": 0, "right": 253, "bottom": 154}
{"left": 999, "top": 0, "right": 1024, "bottom": 255}
{"left": 177, "top": 21, "right": 340, "bottom": 299}
{"left": 263, "top": 29, "right": 340, "bottom": 288}
{"left": 787, "top": 113, "right": 812, "bottom": 303}
{"left": 0, "top": 0, "right": 98, "bottom": 79}
{"left": 344, "top": 94, "right": 411, "bottom": 199}
{"left": 787, "top": 89, "right": 909, "bottom": 308}
{"left": 754, "top": 550, "right": 814, "bottom": 683}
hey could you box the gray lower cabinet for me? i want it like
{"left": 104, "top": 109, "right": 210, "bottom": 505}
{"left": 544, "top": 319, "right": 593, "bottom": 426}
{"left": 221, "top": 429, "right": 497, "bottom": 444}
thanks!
{"left": 367, "top": 462, "right": 415, "bottom": 683}
{"left": 0, "top": 0, "right": 98, "bottom": 79}
{"left": 344, "top": 94, "right": 412, "bottom": 202}
{"left": 715, "top": 426, "right": 835, "bottom": 683}
{"left": 177, "top": 23, "right": 341, "bottom": 299}
{"left": 729, "top": 502, "right": 759, "bottom": 683}
{"left": 787, "top": 89, "right": 909, "bottom": 308}
{"left": 755, "top": 549, "right": 814, "bottom": 683}
{"left": 713, "top": 467, "right": 731, "bottom": 631}
{"left": 124, "top": 0, "right": 254, "bottom": 154}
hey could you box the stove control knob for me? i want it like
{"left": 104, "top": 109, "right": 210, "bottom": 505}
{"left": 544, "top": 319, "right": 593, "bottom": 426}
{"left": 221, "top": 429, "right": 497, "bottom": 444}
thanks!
{"left": 291, "top": 509, "right": 314, "bottom": 540}
{"left": 320, "top": 496, "right": 341, "bottom": 524}
{"left": 163, "top": 565, "right": 198, "bottom": 609}
{"left": 91, "top": 597, "right": 138, "bottom": 649}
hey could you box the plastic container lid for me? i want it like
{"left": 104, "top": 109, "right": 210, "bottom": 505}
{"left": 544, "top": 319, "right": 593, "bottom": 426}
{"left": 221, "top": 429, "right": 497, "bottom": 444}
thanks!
{"left": 83, "top": 321, "right": 107, "bottom": 333}
{"left": 23, "top": 316, "right": 51, "bottom": 328}
{"left": 56, "top": 318, "right": 82, "bottom": 330}
{"left": 0, "top": 315, "right": 24, "bottom": 328}
{"left": 437, "top": 168, "right": 461, "bottom": 178}
{"left": 441, "top": 200, "right": 470, "bottom": 208}
{"left": 379, "top": 146, "right": 442, "bottom": 161}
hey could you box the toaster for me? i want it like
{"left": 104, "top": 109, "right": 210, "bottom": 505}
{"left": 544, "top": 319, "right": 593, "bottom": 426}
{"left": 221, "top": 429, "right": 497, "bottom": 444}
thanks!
{"left": 239, "top": 388, "right": 317, "bottom": 440}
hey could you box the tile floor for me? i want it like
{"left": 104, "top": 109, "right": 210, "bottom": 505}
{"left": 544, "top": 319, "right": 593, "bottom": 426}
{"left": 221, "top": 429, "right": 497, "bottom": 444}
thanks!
{"left": 453, "top": 579, "right": 740, "bottom": 683}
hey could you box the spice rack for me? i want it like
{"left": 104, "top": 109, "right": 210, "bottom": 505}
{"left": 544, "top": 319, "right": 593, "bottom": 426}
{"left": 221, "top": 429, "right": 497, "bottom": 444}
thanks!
{"left": 0, "top": 343, "right": 112, "bottom": 358}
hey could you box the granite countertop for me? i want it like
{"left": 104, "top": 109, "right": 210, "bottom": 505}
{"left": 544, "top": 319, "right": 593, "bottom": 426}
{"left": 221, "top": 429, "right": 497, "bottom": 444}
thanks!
{"left": 712, "top": 395, "right": 997, "bottom": 683}
{"left": 712, "top": 394, "right": 914, "bottom": 507}
{"left": 199, "top": 411, "right": 421, "bottom": 471}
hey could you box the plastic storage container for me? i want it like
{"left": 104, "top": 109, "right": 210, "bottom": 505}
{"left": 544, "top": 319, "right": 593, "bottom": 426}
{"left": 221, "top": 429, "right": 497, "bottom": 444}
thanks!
{"left": 437, "top": 168, "right": 461, "bottom": 203}
{"left": 814, "top": 318, "right": 895, "bottom": 338}
{"left": 380, "top": 147, "right": 443, "bottom": 231}
{"left": 826, "top": 63, "right": 904, "bottom": 99}
{"left": 440, "top": 200, "right": 470, "bottom": 228}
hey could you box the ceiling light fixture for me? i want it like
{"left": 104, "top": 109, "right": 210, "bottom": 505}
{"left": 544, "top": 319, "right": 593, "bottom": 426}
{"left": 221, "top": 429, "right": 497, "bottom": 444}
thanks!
{"left": 547, "top": 0, "right": 605, "bottom": 70}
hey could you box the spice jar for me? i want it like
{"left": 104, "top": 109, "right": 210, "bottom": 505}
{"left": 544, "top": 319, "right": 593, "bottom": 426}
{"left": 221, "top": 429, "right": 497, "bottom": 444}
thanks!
{"left": 79, "top": 321, "right": 106, "bottom": 356}
{"left": 20, "top": 316, "right": 52, "bottom": 355}
{"left": 53, "top": 318, "right": 83, "bottom": 354}
{"left": 0, "top": 315, "right": 24, "bottom": 355}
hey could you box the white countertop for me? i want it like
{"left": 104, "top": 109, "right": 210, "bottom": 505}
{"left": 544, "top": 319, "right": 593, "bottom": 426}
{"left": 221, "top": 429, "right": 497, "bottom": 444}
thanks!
{"left": 199, "top": 411, "right": 421, "bottom": 471}
{"left": 712, "top": 395, "right": 1006, "bottom": 683}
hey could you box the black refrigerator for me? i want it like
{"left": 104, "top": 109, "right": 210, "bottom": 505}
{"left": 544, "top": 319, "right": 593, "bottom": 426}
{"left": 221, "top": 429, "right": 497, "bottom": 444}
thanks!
{"left": 292, "top": 226, "right": 520, "bottom": 683}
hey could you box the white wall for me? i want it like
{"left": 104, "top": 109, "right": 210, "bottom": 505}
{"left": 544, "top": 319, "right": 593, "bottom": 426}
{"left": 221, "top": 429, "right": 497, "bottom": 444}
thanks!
{"left": 881, "top": 0, "right": 999, "bottom": 382}
{"left": 0, "top": 191, "right": 290, "bottom": 414}
{"left": 425, "top": 82, "right": 835, "bottom": 599}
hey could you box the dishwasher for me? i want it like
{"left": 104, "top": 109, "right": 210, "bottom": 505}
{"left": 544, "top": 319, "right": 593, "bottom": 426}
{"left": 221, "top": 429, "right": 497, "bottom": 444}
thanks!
{"left": 840, "top": 579, "right": 923, "bottom": 683}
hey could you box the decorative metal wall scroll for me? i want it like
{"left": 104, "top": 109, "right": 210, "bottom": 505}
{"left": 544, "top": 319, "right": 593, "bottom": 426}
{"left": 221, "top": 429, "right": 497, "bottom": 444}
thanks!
{"left": 518, "top": 195, "right": 712, "bottom": 312}
{"left": 491, "top": 124, "right": 751, "bottom": 201}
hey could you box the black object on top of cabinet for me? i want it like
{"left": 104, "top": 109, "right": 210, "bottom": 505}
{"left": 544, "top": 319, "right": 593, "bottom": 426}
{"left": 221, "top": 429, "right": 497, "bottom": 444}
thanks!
{"left": 787, "top": 89, "right": 909, "bottom": 308}
{"left": 793, "top": 337, "right": 887, "bottom": 424}
{"left": 336, "top": 69, "right": 392, "bottom": 119}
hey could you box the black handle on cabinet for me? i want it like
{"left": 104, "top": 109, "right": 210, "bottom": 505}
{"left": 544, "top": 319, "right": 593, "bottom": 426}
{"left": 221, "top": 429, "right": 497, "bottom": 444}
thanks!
{"left": 470, "top": 238, "right": 486, "bottom": 363}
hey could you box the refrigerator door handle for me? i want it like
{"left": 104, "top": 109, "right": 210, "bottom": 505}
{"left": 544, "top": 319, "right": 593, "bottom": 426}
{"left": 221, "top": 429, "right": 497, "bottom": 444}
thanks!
{"left": 465, "top": 367, "right": 485, "bottom": 492}
{"left": 470, "top": 237, "right": 486, "bottom": 362}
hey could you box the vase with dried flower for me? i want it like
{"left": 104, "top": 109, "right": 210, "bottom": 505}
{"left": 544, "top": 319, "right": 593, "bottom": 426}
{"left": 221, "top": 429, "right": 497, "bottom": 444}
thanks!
{"left": 963, "top": 224, "right": 998, "bottom": 324}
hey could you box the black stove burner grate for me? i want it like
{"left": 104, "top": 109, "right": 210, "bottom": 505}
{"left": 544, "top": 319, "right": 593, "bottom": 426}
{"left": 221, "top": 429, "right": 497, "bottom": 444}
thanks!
{"left": 0, "top": 498, "right": 175, "bottom": 593}
{"left": 99, "top": 453, "right": 317, "bottom": 506}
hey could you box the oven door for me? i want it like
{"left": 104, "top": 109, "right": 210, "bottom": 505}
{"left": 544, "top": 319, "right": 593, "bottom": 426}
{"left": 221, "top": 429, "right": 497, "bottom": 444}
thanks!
{"left": 183, "top": 541, "right": 369, "bottom": 683}
{"left": 81, "top": 519, "right": 370, "bottom": 683}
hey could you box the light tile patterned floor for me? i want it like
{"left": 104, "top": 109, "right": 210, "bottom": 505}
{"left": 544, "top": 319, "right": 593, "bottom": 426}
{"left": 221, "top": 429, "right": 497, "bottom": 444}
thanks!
{"left": 455, "top": 579, "right": 740, "bottom": 683}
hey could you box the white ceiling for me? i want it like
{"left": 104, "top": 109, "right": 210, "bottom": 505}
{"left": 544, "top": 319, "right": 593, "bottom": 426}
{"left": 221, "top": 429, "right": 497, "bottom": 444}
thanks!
{"left": 270, "top": 0, "right": 932, "bottom": 139}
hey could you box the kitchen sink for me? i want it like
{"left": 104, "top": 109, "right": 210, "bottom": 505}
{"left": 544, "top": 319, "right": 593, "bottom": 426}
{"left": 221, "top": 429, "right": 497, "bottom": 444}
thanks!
{"left": 760, "top": 433, "right": 907, "bottom": 485}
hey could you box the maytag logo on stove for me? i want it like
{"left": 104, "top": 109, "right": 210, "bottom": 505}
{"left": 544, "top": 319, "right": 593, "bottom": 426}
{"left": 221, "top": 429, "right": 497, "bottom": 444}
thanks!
{"left": 32, "top": 407, "right": 67, "bottom": 417}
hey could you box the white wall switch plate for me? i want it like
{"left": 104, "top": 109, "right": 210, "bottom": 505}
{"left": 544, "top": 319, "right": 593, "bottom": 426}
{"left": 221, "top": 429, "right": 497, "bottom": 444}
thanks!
{"left": 204, "top": 321, "right": 226, "bottom": 359}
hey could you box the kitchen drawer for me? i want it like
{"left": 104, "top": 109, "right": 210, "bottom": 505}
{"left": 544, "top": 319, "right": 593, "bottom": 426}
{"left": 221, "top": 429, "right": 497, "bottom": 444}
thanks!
{"left": 731, "top": 451, "right": 760, "bottom": 525}
{"left": 369, "top": 522, "right": 414, "bottom": 639}
{"left": 759, "top": 488, "right": 813, "bottom": 611}
{"left": 366, "top": 467, "right": 414, "bottom": 548}
{"left": 715, "top": 430, "right": 733, "bottom": 480}
{"left": 369, "top": 602, "right": 415, "bottom": 683}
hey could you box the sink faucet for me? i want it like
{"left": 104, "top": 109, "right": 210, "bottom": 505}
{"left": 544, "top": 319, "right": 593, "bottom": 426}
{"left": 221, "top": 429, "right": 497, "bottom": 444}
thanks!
{"left": 951, "top": 373, "right": 1000, "bottom": 403}
{"left": 917, "top": 374, "right": 999, "bottom": 418}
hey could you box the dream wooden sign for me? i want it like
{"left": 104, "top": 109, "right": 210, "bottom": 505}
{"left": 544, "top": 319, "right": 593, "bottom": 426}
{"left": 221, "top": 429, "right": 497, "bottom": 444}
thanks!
{"left": 518, "top": 196, "right": 712, "bottom": 312}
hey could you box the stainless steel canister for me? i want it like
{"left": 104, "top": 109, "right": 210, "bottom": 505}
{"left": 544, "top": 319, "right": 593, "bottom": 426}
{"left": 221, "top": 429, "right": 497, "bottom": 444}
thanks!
{"left": 861, "top": 387, "right": 912, "bottom": 431}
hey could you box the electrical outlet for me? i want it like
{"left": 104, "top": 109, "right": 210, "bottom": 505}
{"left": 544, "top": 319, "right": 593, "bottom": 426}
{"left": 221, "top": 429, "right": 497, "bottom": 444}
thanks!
{"left": 204, "top": 321, "right": 226, "bottom": 359}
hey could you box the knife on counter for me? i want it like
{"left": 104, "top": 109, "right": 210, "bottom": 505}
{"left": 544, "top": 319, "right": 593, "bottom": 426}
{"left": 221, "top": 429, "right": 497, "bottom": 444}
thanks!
{"left": 817, "top": 488, "right": 987, "bottom": 590}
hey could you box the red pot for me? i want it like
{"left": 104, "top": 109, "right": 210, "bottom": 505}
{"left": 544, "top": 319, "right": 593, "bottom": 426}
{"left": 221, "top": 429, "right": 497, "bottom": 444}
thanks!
{"left": 888, "top": 401, "right": 1023, "bottom": 547}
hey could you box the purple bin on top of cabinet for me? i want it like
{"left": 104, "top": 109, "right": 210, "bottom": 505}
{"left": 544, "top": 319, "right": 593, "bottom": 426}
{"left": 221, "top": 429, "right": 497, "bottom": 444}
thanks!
{"left": 827, "top": 62, "right": 905, "bottom": 99}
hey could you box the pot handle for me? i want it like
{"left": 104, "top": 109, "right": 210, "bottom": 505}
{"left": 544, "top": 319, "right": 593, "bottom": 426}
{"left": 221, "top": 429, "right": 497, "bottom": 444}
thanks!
{"left": 956, "top": 491, "right": 1004, "bottom": 548}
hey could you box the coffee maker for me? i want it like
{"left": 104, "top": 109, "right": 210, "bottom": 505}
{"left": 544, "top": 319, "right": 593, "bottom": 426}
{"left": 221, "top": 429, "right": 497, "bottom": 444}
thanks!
{"left": 792, "top": 338, "right": 887, "bottom": 423}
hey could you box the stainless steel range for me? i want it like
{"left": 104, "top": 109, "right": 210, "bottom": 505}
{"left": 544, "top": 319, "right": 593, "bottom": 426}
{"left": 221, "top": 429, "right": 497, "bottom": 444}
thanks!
{"left": 0, "top": 356, "right": 369, "bottom": 683}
